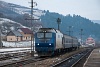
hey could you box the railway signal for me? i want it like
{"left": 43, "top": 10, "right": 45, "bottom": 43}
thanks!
{"left": 57, "top": 18, "right": 61, "bottom": 30}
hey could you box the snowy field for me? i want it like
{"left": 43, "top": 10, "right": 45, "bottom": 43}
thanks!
{"left": 2, "top": 41, "right": 33, "bottom": 47}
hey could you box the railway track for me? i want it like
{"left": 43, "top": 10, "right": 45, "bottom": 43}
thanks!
{"left": 51, "top": 48, "right": 93, "bottom": 67}
{"left": 0, "top": 52, "right": 30, "bottom": 61}
{"left": 0, "top": 48, "right": 30, "bottom": 61}
{"left": 0, "top": 48, "right": 91, "bottom": 67}
{"left": 23, "top": 48, "right": 88, "bottom": 67}
{"left": 0, "top": 56, "right": 48, "bottom": 67}
{"left": 0, "top": 48, "right": 50, "bottom": 67}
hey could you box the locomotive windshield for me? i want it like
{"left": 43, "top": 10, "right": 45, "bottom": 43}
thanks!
{"left": 37, "top": 33, "right": 44, "bottom": 38}
{"left": 45, "top": 33, "right": 52, "bottom": 38}
{"left": 37, "top": 32, "right": 52, "bottom": 38}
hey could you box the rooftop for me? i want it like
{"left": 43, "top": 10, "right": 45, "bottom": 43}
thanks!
{"left": 19, "top": 28, "right": 33, "bottom": 34}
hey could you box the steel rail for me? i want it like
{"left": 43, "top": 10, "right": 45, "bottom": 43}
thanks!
{"left": 51, "top": 48, "right": 93, "bottom": 67}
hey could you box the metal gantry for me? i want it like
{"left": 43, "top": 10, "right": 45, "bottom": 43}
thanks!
{"left": 80, "top": 29, "right": 83, "bottom": 45}
{"left": 67, "top": 26, "right": 73, "bottom": 36}
{"left": 67, "top": 26, "right": 74, "bottom": 47}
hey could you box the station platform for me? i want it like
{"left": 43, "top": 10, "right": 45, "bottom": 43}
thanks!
{"left": 83, "top": 48, "right": 100, "bottom": 67}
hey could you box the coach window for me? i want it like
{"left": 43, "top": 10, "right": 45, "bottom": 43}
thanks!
{"left": 69, "top": 40, "right": 71, "bottom": 43}
{"left": 66, "top": 40, "right": 68, "bottom": 43}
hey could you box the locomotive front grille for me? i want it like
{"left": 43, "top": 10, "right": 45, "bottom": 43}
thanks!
{"left": 39, "top": 39, "right": 50, "bottom": 43}
{"left": 36, "top": 47, "right": 53, "bottom": 52}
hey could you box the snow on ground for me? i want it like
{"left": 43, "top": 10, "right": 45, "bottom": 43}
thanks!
{"left": 0, "top": 48, "right": 31, "bottom": 52}
{"left": 2, "top": 41, "right": 32, "bottom": 47}
{"left": 0, "top": 18, "right": 28, "bottom": 28}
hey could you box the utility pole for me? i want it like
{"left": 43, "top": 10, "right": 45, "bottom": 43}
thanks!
{"left": 57, "top": 18, "right": 61, "bottom": 30}
{"left": 25, "top": 18, "right": 39, "bottom": 56}
{"left": 26, "top": 0, "right": 39, "bottom": 56}
{"left": 0, "top": 24, "right": 2, "bottom": 48}
{"left": 31, "top": 0, "right": 34, "bottom": 56}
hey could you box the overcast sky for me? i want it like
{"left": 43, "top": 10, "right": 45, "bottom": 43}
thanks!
{"left": 1, "top": 0, "right": 100, "bottom": 20}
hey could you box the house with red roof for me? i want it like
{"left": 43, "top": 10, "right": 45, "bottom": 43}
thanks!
{"left": 17, "top": 28, "right": 33, "bottom": 41}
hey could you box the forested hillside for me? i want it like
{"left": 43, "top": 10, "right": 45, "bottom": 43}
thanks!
{"left": 40, "top": 11, "right": 100, "bottom": 41}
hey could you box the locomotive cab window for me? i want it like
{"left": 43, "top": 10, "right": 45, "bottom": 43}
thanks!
{"left": 37, "top": 32, "right": 52, "bottom": 38}
{"left": 45, "top": 33, "right": 52, "bottom": 38}
{"left": 37, "top": 33, "right": 44, "bottom": 38}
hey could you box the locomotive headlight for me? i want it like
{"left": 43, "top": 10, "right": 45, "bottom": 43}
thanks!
{"left": 37, "top": 43, "right": 39, "bottom": 45}
{"left": 49, "top": 43, "right": 51, "bottom": 45}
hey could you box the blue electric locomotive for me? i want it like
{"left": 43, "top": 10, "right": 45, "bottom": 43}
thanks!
{"left": 35, "top": 28, "right": 63, "bottom": 56}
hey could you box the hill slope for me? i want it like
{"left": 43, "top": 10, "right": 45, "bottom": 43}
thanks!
{"left": 0, "top": 0, "right": 43, "bottom": 27}
{"left": 40, "top": 12, "right": 100, "bottom": 41}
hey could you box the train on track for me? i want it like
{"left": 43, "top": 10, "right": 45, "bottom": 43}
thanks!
{"left": 35, "top": 28, "right": 80, "bottom": 56}
{"left": 86, "top": 37, "right": 95, "bottom": 47}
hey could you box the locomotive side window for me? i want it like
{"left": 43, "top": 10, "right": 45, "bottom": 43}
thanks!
{"left": 58, "top": 35, "right": 60, "bottom": 38}
{"left": 37, "top": 33, "right": 44, "bottom": 38}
